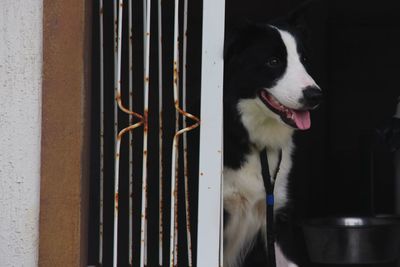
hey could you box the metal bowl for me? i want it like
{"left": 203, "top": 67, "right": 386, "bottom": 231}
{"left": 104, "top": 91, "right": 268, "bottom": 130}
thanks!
{"left": 302, "top": 216, "right": 400, "bottom": 264}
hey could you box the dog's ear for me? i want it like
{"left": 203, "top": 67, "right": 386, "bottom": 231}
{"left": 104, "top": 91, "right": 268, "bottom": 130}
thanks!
{"left": 224, "top": 21, "right": 266, "bottom": 63}
{"left": 224, "top": 20, "right": 250, "bottom": 63}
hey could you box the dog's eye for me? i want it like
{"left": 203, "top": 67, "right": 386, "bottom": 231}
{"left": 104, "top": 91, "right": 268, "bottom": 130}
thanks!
{"left": 266, "top": 57, "right": 281, "bottom": 67}
{"left": 301, "top": 55, "right": 308, "bottom": 63}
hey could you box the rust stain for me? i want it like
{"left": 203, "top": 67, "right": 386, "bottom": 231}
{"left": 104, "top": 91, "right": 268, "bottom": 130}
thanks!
{"left": 173, "top": 61, "right": 179, "bottom": 86}
{"left": 143, "top": 109, "right": 149, "bottom": 132}
{"left": 115, "top": 192, "right": 119, "bottom": 210}
{"left": 113, "top": 63, "right": 146, "bottom": 141}
{"left": 117, "top": 121, "right": 143, "bottom": 140}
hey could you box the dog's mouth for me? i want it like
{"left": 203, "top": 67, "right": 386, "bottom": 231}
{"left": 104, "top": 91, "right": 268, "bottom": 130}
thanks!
{"left": 258, "top": 90, "right": 311, "bottom": 130}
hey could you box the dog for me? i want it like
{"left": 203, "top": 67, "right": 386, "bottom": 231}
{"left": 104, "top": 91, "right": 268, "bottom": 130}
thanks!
{"left": 223, "top": 12, "right": 323, "bottom": 267}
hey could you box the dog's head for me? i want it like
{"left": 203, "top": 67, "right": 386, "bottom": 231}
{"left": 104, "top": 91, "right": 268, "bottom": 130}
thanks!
{"left": 224, "top": 18, "right": 322, "bottom": 131}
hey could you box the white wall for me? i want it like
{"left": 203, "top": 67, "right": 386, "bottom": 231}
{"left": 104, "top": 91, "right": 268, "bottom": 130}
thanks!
{"left": 0, "top": 0, "right": 42, "bottom": 266}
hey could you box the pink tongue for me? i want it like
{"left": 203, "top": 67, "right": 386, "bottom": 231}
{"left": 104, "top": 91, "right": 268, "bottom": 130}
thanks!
{"left": 292, "top": 110, "right": 311, "bottom": 130}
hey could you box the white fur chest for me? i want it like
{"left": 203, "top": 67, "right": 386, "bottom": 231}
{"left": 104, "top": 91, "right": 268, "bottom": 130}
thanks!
{"left": 223, "top": 142, "right": 293, "bottom": 217}
{"left": 223, "top": 152, "right": 267, "bottom": 267}
{"left": 237, "top": 98, "right": 293, "bottom": 150}
{"left": 223, "top": 146, "right": 294, "bottom": 267}
{"left": 224, "top": 152, "right": 266, "bottom": 213}
{"left": 223, "top": 96, "right": 296, "bottom": 267}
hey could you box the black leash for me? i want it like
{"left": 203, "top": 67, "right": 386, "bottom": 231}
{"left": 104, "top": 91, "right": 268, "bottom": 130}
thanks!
{"left": 260, "top": 148, "right": 282, "bottom": 267}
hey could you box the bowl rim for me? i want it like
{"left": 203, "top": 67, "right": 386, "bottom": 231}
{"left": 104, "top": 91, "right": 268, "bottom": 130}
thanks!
{"left": 301, "top": 216, "right": 400, "bottom": 229}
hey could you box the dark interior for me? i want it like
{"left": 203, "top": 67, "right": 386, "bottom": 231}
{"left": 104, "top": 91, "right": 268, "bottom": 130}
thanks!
{"left": 236, "top": 0, "right": 400, "bottom": 266}
{"left": 88, "top": 0, "right": 400, "bottom": 266}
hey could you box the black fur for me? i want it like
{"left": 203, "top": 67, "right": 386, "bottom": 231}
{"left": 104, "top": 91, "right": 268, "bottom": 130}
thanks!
{"left": 223, "top": 24, "right": 288, "bottom": 169}
{"left": 223, "top": 16, "right": 316, "bottom": 266}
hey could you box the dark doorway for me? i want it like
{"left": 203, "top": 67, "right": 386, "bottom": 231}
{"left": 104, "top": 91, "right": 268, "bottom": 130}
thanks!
{"left": 226, "top": 0, "right": 400, "bottom": 266}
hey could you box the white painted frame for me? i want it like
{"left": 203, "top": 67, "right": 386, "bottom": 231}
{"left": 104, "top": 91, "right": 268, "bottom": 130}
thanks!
{"left": 196, "top": 0, "right": 226, "bottom": 265}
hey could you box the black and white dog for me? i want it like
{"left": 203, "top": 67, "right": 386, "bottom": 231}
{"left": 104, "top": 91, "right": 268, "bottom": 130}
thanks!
{"left": 223, "top": 12, "right": 322, "bottom": 267}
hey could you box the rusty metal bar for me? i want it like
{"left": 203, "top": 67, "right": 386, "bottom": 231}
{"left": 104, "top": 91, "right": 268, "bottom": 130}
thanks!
{"left": 173, "top": 61, "right": 179, "bottom": 267}
{"left": 113, "top": 0, "right": 147, "bottom": 267}
{"left": 143, "top": 0, "right": 148, "bottom": 264}
{"left": 169, "top": 0, "right": 201, "bottom": 265}
{"left": 113, "top": 1, "right": 122, "bottom": 265}
{"left": 113, "top": 1, "right": 145, "bottom": 266}
{"left": 102, "top": 1, "right": 221, "bottom": 265}
{"left": 113, "top": 0, "right": 119, "bottom": 265}
{"left": 169, "top": 110, "right": 200, "bottom": 267}
{"left": 169, "top": 0, "right": 180, "bottom": 264}
{"left": 113, "top": 141, "right": 121, "bottom": 267}
{"left": 158, "top": 0, "right": 164, "bottom": 265}
{"left": 181, "top": 0, "right": 193, "bottom": 265}
{"left": 140, "top": 0, "right": 151, "bottom": 265}
{"left": 98, "top": 0, "right": 104, "bottom": 265}
{"left": 128, "top": 0, "right": 134, "bottom": 264}
{"left": 113, "top": 2, "right": 118, "bottom": 152}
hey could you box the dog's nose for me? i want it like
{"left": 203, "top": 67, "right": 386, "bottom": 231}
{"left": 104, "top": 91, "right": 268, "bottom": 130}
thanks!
{"left": 302, "top": 86, "right": 323, "bottom": 108}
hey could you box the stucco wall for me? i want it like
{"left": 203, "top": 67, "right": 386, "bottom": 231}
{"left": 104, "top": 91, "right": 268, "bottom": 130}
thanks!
{"left": 0, "top": 0, "right": 43, "bottom": 266}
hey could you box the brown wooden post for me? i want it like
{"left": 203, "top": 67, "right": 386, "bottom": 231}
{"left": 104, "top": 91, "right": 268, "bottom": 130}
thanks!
{"left": 40, "top": 0, "right": 92, "bottom": 266}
